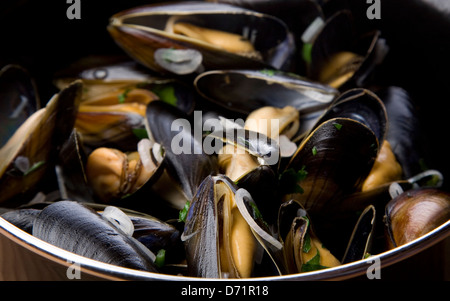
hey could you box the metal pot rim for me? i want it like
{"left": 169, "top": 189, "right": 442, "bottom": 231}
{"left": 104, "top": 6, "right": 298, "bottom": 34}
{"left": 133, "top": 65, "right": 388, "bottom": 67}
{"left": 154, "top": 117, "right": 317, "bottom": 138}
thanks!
{"left": 1, "top": 216, "right": 448, "bottom": 281}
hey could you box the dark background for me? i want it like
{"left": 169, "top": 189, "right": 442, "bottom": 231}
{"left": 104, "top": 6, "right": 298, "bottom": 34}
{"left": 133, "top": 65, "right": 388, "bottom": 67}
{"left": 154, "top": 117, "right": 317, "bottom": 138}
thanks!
{"left": 1, "top": 0, "right": 449, "bottom": 191}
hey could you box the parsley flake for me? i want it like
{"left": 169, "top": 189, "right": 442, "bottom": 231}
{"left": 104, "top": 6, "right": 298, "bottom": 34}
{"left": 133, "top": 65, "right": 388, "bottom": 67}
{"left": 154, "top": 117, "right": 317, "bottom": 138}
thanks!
{"left": 333, "top": 122, "right": 343, "bottom": 130}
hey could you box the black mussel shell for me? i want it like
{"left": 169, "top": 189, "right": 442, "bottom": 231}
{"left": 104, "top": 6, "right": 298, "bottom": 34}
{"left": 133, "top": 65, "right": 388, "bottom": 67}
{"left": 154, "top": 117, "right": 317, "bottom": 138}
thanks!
{"left": 0, "top": 208, "right": 41, "bottom": 234}
{"left": 314, "top": 88, "right": 387, "bottom": 143}
{"left": 0, "top": 80, "right": 82, "bottom": 205}
{"left": 32, "top": 201, "right": 158, "bottom": 272}
{"left": 377, "top": 86, "right": 427, "bottom": 179}
{"left": 287, "top": 117, "right": 379, "bottom": 217}
{"left": 108, "top": 2, "right": 293, "bottom": 74}
{"left": 194, "top": 69, "right": 338, "bottom": 115}
{"left": 342, "top": 205, "right": 376, "bottom": 264}
{"left": 146, "top": 100, "right": 218, "bottom": 202}
{"left": 307, "top": 10, "right": 385, "bottom": 90}
{"left": 0, "top": 65, "right": 40, "bottom": 148}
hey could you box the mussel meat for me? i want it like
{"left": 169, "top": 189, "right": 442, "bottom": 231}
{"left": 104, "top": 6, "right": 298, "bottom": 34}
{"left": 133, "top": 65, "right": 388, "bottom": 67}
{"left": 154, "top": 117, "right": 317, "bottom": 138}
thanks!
{"left": 182, "top": 175, "right": 282, "bottom": 278}
{"left": 85, "top": 138, "right": 164, "bottom": 203}
{"left": 0, "top": 80, "right": 82, "bottom": 204}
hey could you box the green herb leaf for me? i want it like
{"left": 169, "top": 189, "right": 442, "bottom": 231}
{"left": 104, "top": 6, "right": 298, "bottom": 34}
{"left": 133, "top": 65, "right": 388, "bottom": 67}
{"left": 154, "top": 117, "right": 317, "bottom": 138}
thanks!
{"left": 179, "top": 201, "right": 190, "bottom": 222}
{"left": 260, "top": 69, "right": 276, "bottom": 76}
{"left": 118, "top": 88, "right": 132, "bottom": 104}
{"left": 249, "top": 201, "right": 270, "bottom": 229}
{"left": 279, "top": 166, "right": 308, "bottom": 194}
{"left": 132, "top": 128, "right": 149, "bottom": 140}
{"left": 301, "top": 249, "right": 329, "bottom": 272}
{"left": 303, "top": 232, "right": 312, "bottom": 253}
{"left": 312, "top": 146, "right": 318, "bottom": 156}
{"left": 333, "top": 122, "right": 343, "bottom": 130}
{"left": 151, "top": 85, "right": 177, "bottom": 106}
{"left": 23, "top": 161, "right": 45, "bottom": 176}
{"left": 155, "top": 249, "right": 166, "bottom": 268}
{"left": 302, "top": 43, "right": 313, "bottom": 64}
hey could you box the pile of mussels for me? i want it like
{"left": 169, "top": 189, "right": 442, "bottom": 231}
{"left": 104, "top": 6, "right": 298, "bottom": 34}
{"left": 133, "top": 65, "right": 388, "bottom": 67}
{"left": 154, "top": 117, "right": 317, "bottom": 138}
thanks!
{"left": 1, "top": 1, "right": 449, "bottom": 279}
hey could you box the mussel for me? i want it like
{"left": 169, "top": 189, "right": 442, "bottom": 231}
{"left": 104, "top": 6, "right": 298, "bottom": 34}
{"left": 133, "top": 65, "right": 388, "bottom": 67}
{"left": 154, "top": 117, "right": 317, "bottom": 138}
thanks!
{"left": 341, "top": 205, "right": 376, "bottom": 263}
{"left": 55, "top": 56, "right": 197, "bottom": 115}
{"left": 85, "top": 138, "right": 165, "bottom": 203}
{"left": 285, "top": 117, "right": 379, "bottom": 218}
{"left": 194, "top": 69, "right": 338, "bottom": 140}
{"left": 108, "top": 2, "right": 294, "bottom": 74}
{"left": 213, "top": 105, "right": 298, "bottom": 223}
{"left": 385, "top": 188, "right": 450, "bottom": 249}
{"left": 182, "top": 175, "right": 282, "bottom": 278}
{"left": 278, "top": 199, "right": 340, "bottom": 273}
{"left": 0, "top": 200, "right": 188, "bottom": 272}
{"left": 0, "top": 65, "right": 40, "bottom": 147}
{"left": 31, "top": 201, "right": 158, "bottom": 272}
{"left": 146, "top": 100, "right": 218, "bottom": 209}
{"left": 376, "top": 86, "right": 428, "bottom": 179}
{"left": 0, "top": 80, "right": 82, "bottom": 204}
{"left": 305, "top": 10, "right": 387, "bottom": 89}
{"left": 74, "top": 86, "right": 158, "bottom": 150}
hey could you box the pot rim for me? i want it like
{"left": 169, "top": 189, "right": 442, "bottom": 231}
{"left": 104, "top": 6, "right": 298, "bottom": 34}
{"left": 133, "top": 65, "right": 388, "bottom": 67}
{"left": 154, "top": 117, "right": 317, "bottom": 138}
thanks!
{"left": 1, "top": 216, "right": 448, "bottom": 281}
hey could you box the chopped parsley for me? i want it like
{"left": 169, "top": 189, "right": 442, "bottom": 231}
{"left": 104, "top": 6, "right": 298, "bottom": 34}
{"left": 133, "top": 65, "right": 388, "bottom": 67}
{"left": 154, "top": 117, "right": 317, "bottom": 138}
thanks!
{"left": 118, "top": 88, "right": 132, "bottom": 104}
{"left": 132, "top": 128, "right": 149, "bottom": 140}
{"left": 260, "top": 69, "right": 276, "bottom": 76}
{"left": 333, "top": 122, "right": 343, "bottom": 130}
{"left": 155, "top": 249, "right": 166, "bottom": 268}
{"left": 302, "top": 43, "right": 313, "bottom": 64}
{"left": 249, "top": 201, "right": 270, "bottom": 229}
{"left": 301, "top": 249, "right": 329, "bottom": 272}
{"left": 179, "top": 201, "right": 190, "bottom": 222}
{"left": 279, "top": 166, "right": 308, "bottom": 194}
{"left": 302, "top": 231, "right": 312, "bottom": 253}
{"left": 151, "top": 84, "right": 178, "bottom": 106}
{"left": 23, "top": 161, "right": 45, "bottom": 176}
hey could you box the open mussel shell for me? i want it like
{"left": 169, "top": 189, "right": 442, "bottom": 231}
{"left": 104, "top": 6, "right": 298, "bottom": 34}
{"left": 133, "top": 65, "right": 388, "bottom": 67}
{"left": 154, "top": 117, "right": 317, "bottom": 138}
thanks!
{"left": 56, "top": 129, "right": 95, "bottom": 203}
{"left": 342, "top": 205, "right": 376, "bottom": 264}
{"left": 108, "top": 1, "right": 293, "bottom": 74}
{"left": 313, "top": 88, "right": 388, "bottom": 143}
{"left": 209, "top": 0, "right": 323, "bottom": 37}
{"left": 194, "top": 69, "right": 338, "bottom": 117}
{"left": 385, "top": 188, "right": 450, "bottom": 249}
{"left": 234, "top": 188, "right": 284, "bottom": 276}
{"left": 182, "top": 175, "right": 282, "bottom": 278}
{"left": 74, "top": 86, "right": 159, "bottom": 151}
{"left": 377, "top": 86, "right": 428, "bottom": 179}
{"left": 286, "top": 117, "right": 379, "bottom": 217}
{"left": 53, "top": 56, "right": 154, "bottom": 92}
{"left": 55, "top": 56, "right": 197, "bottom": 115}
{"left": 209, "top": 114, "right": 283, "bottom": 223}
{"left": 233, "top": 165, "right": 279, "bottom": 225}
{"left": 0, "top": 80, "right": 82, "bottom": 205}
{"left": 146, "top": 100, "right": 218, "bottom": 207}
{"left": 0, "top": 65, "right": 40, "bottom": 147}
{"left": 336, "top": 169, "right": 444, "bottom": 218}
{"left": 209, "top": 124, "right": 280, "bottom": 168}
{"left": 194, "top": 69, "right": 340, "bottom": 143}
{"left": 181, "top": 175, "right": 233, "bottom": 278}
{"left": 306, "top": 10, "right": 386, "bottom": 89}
{"left": 277, "top": 199, "right": 340, "bottom": 273}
